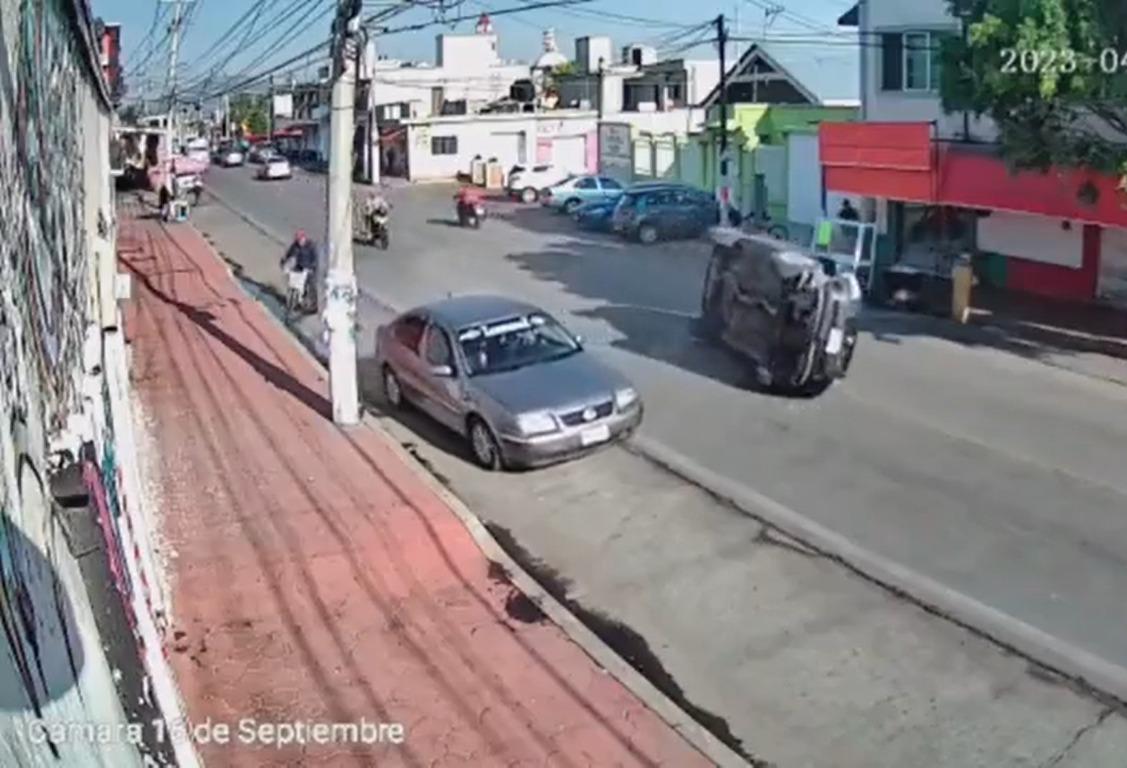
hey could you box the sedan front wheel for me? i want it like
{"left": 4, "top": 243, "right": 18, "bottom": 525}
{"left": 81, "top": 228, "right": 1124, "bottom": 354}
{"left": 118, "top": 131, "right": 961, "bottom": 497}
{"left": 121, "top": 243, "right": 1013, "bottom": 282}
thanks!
{"left": 468, "top": 416, "right": 503, "bottom": 471}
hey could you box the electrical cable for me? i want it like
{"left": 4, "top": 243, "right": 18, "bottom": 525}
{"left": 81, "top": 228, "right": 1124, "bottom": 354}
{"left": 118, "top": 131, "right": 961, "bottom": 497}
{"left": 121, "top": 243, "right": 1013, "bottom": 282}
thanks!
{"left": 179, "top": 0, "right": 331, "bottom": 98}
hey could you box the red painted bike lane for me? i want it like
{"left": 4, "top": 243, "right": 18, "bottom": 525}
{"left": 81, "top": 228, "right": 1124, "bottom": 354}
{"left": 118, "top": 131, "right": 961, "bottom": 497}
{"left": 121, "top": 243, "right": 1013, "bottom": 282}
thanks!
{"left": 117, "top": 198, "right": 713, "bottom": 767}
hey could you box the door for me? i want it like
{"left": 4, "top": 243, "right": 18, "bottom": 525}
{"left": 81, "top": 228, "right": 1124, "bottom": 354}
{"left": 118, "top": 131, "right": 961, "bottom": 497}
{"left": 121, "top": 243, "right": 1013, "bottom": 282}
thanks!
{"left": 597, "top": 176, "right": 623, "bottom": 201}
{"left": 419, "top": 323, "right": 464, "bottom": 431}
{"left": 573, "top": 175, "right": 598, "bottom": 203}
{"left": 552, "top": 135, "right": 587, "bottom": 175}
{"left": 1099, "top": 227, "right": 1127, "bottom": 306}
{"left": 388, "top": 313, "right": 428, "bottom": 399}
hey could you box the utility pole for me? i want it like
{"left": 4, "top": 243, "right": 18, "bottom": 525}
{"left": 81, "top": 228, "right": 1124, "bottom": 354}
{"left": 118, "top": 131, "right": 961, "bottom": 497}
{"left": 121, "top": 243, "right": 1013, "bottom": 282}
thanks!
{"left": 267, "top": 74, "right": 275, "bottom": 142}
{"left": 325, "top": 0, "right": 362, "bottom": 426}
{"left": 163, "top": 0, "right": 191, "bottom": 148}
{"left": 716, "top": 14, "right": 731, "bottom": 216}
{"left": 596, "top": 56, "right": 605, "bottom": 119}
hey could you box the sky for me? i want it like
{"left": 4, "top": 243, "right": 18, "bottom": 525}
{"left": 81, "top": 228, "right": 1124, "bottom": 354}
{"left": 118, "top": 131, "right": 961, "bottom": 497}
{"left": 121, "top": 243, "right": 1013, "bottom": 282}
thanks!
{"left": 92, "top": 0, "right": 859, "bottom": 103}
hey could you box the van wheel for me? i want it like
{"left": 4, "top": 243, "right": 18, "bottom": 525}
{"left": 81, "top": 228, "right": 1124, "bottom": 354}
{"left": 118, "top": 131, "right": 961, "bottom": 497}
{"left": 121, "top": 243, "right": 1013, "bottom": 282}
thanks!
{"left": 520, "top": 187, "right": 538, "bottom": 204}
{"left": 638, "top": 224, "right": 659, "bottom": 244}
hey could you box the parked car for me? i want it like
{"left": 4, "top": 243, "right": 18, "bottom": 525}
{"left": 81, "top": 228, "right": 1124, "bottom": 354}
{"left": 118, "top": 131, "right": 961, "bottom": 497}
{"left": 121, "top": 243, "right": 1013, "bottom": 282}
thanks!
{"left": 507, "top": 165, "right": 572, "bottom": 204}
{"left": 257, "top": 156, "right": 292, "bottom": 180}
{"left": 699, "top": 230, "right": 861, "bottom": 395}
{"left": 541, "top": 175, "right": 625, "bottom": 214}
{"left": 611, "top": 184, "right": 720, "bottom": 244}
{"left": 572, "top": 200, "right": 618, "bottom": 232}
{"left": 375, "top": 295, "right": 643, "bottom": 470}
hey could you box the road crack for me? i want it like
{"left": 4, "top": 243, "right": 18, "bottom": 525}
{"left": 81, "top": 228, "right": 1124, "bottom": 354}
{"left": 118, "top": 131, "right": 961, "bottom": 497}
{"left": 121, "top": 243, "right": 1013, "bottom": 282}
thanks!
{"left": 1039, "top": 706, "right": 1116, "bottom": 768}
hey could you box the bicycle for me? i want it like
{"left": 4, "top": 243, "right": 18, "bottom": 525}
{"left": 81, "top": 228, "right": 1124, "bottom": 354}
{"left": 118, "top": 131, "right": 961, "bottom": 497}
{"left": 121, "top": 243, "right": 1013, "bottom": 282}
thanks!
{"left": 284, "top": 268, "right": 310, "bottom": 323}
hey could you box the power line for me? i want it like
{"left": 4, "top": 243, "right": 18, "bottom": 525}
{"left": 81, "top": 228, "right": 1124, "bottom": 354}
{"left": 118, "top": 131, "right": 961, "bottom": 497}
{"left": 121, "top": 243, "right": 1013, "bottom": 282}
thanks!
{"left": 743, "top": 0, "right": 835, "bottom": 34}
{"left": 180, "top": 0, "right": 332, "bottom": 98}
{"left": 369, "top": 0, "right": 595, "bottom": 34}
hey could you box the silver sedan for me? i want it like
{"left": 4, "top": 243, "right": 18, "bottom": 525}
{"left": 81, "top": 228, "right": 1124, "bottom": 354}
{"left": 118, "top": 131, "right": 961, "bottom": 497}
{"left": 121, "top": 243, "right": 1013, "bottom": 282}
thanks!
{"left": 374, "top": 295, "right": 643, "bottom": 469}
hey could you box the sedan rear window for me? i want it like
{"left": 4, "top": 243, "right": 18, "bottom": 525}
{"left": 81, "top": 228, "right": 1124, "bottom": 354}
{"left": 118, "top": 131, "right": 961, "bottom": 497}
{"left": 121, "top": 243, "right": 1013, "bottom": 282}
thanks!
{"left": 457, "top": 313, "right": 580, "bottom": 376}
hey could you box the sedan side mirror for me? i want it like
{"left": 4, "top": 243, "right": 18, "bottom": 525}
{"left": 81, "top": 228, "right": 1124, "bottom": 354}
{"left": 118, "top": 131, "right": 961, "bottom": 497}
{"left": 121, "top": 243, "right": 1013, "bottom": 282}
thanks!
{"left": 430, "top": 364, "right": 454, "bottom": 378}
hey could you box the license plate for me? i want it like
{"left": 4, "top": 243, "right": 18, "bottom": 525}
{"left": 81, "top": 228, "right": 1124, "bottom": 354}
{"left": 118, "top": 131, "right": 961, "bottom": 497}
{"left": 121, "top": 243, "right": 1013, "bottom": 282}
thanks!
{"left": 580, "top": 424, "right": 610, "bottom": 446}
{"left": 825, "top": 327, "right": 844, "bottom": 354}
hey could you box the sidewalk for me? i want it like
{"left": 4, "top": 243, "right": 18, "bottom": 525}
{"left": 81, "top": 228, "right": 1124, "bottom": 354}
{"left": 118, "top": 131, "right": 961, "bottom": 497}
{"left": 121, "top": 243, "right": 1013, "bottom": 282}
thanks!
{"left": 116, "top": 199, "right": 714, "bottom": 767}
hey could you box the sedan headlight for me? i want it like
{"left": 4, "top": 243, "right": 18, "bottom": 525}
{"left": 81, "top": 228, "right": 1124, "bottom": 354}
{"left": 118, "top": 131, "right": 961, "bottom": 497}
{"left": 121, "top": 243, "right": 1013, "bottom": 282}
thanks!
{"left": 614, "top": 387, "right": 639, "bottom": 410}
{"left": 516, "top": 411, "right": 558, "bottom": 436}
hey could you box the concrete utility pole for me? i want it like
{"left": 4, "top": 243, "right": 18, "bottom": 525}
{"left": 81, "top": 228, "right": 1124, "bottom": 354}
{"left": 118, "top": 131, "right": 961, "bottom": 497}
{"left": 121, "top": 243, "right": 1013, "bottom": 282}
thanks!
{"left": 325, "top": 0, "right": 362, "bottom": 426}
{"left": 163, "top": 0, "right": 192, "bottom": 147}
{"left": 716, "top": 14, "right": 732, "bottom": 216}
{"left": 267, "top": 74, "right": 275, "bottom": 141}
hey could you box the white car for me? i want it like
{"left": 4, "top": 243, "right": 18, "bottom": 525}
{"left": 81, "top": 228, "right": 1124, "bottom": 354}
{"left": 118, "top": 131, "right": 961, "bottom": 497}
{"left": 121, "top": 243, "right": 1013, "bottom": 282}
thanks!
{"left": 257, "top": 157, "right": 292, "bottom": 180}
{"left": 217, "top": 148, "right": 244, "bottom": 167}
{"left": 508, "top": 164, "right": 572, "bottom": 204}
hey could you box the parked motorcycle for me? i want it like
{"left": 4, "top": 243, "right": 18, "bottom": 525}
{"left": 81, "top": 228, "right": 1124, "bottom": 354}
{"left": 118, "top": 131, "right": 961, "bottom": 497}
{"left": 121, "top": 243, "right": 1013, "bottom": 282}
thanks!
{"left": 175, "top": 172, "right": 202, "bottom": 206}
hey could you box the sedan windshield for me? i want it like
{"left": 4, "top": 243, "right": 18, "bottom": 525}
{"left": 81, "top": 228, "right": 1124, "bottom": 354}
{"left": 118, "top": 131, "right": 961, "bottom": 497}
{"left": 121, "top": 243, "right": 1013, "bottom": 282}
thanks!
{"left": 458, "top": 313, "right": 580, "bottom": 376}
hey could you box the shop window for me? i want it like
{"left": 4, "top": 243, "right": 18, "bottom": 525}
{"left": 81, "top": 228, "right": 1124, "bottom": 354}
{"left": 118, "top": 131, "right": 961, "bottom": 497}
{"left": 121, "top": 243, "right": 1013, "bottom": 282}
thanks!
{"left": 431, "top": 136, "right": 458, "bottom": 155}
{"left": 897, "top": 204, "right": 974, "bottom": 271}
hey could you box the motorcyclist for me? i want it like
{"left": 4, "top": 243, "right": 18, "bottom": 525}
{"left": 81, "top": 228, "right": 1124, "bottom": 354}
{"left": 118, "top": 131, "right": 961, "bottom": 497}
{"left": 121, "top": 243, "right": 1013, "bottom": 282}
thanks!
{"left": 454, "top": 186, "right": 485, "bottom": 225}
{"left": 363, "top": 191, "right": 391, "bottom": 237}
{"left": 279, "top": 230, "right": 318, "bottom": 311}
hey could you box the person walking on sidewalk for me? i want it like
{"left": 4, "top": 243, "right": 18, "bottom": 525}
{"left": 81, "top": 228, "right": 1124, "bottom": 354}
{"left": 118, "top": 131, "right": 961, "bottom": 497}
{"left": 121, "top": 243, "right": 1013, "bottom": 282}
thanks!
{"left": 279, "top": 230, "right": 319, "bottom": 313}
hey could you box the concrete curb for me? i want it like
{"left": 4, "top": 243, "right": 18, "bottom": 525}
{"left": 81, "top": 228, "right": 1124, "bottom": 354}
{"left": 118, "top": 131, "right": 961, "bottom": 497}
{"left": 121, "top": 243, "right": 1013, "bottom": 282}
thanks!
{"left": 629, "top": 435, "right": 1127, "bottom": 708}
{"left": 198, "top": 215, "right": 750, "bottom": 768}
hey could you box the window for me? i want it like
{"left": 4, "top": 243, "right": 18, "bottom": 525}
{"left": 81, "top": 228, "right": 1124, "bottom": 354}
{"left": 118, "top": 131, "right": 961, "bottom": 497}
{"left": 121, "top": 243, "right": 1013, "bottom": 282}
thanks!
{"left": 393, "top": 315, "right": 427, "bottom": 353}
{"left": 599, "top": 177, "right": 623, "bottom": 190}
{"left": 904, "top": 33, "right": 930, "bottom": 91}
{"left": 431, "top": 136, "right": 458, "bottom": 155}
{"left": 576, "top": 177, "right": 597, "bottom": 190}
{"left": 881, "top": 31, "right": 944, "bottom": 92}
{"left": 424, "top": 326, "right": 454, "bottom": 367}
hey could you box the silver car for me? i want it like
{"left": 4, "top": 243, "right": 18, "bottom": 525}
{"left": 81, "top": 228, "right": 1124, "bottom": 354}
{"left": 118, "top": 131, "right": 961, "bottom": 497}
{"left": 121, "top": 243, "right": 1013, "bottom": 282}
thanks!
{"left": 375, "top": 295, "right": 643, "bottom": 469}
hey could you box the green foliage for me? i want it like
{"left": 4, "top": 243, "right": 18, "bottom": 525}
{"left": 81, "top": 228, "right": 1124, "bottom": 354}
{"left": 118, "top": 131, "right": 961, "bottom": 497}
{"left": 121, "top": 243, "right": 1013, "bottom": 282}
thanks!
{"left": 229, "top": 93, "right": 268, "bottom": 135}
{"left": 941, "top": 0, "right": 1127, "bottom": 180}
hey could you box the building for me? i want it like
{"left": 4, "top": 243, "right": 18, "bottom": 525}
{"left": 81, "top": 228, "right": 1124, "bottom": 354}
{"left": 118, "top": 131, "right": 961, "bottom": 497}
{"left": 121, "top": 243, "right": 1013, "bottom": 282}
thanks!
{"left": 823, "top": 0, "right": 1127, "bottom": 305}
{"left": 370, "top": 14, "right": 530, "bottom": 124}
{"left": 403, "top": 111, "right": 598, "bottom": 180}
{"left": 96, "top": 19, "right": 123, "bottom": 105}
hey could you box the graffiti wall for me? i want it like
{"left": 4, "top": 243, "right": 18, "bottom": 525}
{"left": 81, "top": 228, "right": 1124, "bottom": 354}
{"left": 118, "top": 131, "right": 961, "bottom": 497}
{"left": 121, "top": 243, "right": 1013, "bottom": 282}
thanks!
{"left": 0, "top": 1, "right": 146, "bottom": 764}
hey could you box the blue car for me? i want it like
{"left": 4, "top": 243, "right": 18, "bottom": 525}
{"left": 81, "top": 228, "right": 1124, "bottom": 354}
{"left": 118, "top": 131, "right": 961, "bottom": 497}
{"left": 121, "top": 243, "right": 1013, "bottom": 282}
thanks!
{"left": 541, "top": 175, "right": 626, "bottom": 214}
{"left": 573, "top": 200, "right": 618, "bottom": 232}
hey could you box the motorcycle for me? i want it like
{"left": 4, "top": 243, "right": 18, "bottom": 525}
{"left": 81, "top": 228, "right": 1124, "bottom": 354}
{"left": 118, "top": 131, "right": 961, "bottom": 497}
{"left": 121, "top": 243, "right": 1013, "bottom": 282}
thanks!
{"left": 362, "top": 211, "right": 391, "bottom": 249}
{"left": 456, "top": 197, "right": 486, "bottom": 229}
{"left": 175, "top": 172, "right": 203, "bottom": 206}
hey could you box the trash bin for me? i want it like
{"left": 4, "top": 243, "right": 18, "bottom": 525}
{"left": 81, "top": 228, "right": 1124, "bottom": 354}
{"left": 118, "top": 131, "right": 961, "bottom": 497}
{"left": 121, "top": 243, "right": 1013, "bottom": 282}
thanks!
{"left": 951, "top": 252, "right": 974, "bottom": 324}
{"left": 485, "top": 158, "right": 504, "bottom": 190}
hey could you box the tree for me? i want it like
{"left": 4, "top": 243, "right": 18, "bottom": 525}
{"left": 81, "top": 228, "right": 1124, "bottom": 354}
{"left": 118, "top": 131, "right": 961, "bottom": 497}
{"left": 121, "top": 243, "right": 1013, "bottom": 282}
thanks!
{"left": 229, "top": 93, "right": 268, "bottom": 136}
{"left": 941, "top": 0, "right": 1127, "bottom": 183}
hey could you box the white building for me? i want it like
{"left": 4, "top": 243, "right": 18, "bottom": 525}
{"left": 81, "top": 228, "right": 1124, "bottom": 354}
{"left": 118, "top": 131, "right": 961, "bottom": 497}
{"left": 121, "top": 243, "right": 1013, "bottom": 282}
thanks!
{"left": 403, "top": 111, "right": 598, "bottom": 180}
{"left": 370, "top": 14, "right": 530, "bottom": 123}
{"left": 557, "top": 36, "right": 718, "bottom": 135}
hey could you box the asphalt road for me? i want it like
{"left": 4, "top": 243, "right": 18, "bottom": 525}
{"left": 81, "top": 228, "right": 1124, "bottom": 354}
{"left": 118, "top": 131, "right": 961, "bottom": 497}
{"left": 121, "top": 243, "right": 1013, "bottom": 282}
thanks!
{"left": 202, "top": 165, "right": 1127, "bottom": 671}
{"left": 190, "top": 167, "right": 1127, "bottom": 767}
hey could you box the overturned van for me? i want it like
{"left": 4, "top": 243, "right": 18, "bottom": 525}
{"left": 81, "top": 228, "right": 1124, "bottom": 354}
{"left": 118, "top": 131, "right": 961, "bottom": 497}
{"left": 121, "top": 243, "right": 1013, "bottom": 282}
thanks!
{"left": 699, "top": 229, "right": 861, "bottom": 396}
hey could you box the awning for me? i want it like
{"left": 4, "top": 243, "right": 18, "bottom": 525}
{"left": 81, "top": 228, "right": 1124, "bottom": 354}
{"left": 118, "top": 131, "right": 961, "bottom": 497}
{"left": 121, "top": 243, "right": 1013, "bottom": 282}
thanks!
{"left": 820, "top": 121, "right": 1127, "bottom": 227}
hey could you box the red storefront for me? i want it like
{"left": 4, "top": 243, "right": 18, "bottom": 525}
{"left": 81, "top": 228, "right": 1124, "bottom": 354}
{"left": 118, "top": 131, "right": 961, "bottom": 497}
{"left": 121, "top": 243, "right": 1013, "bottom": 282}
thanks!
{"left": 820, "top": 122, "right": 1127, "bottom": 303}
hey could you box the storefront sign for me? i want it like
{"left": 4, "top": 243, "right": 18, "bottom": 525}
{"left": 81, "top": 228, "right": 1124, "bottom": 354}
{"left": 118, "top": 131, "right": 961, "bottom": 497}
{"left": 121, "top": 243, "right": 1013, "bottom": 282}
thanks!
{"left": 599, "top": 122, "right": 632, "bottom": 177}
